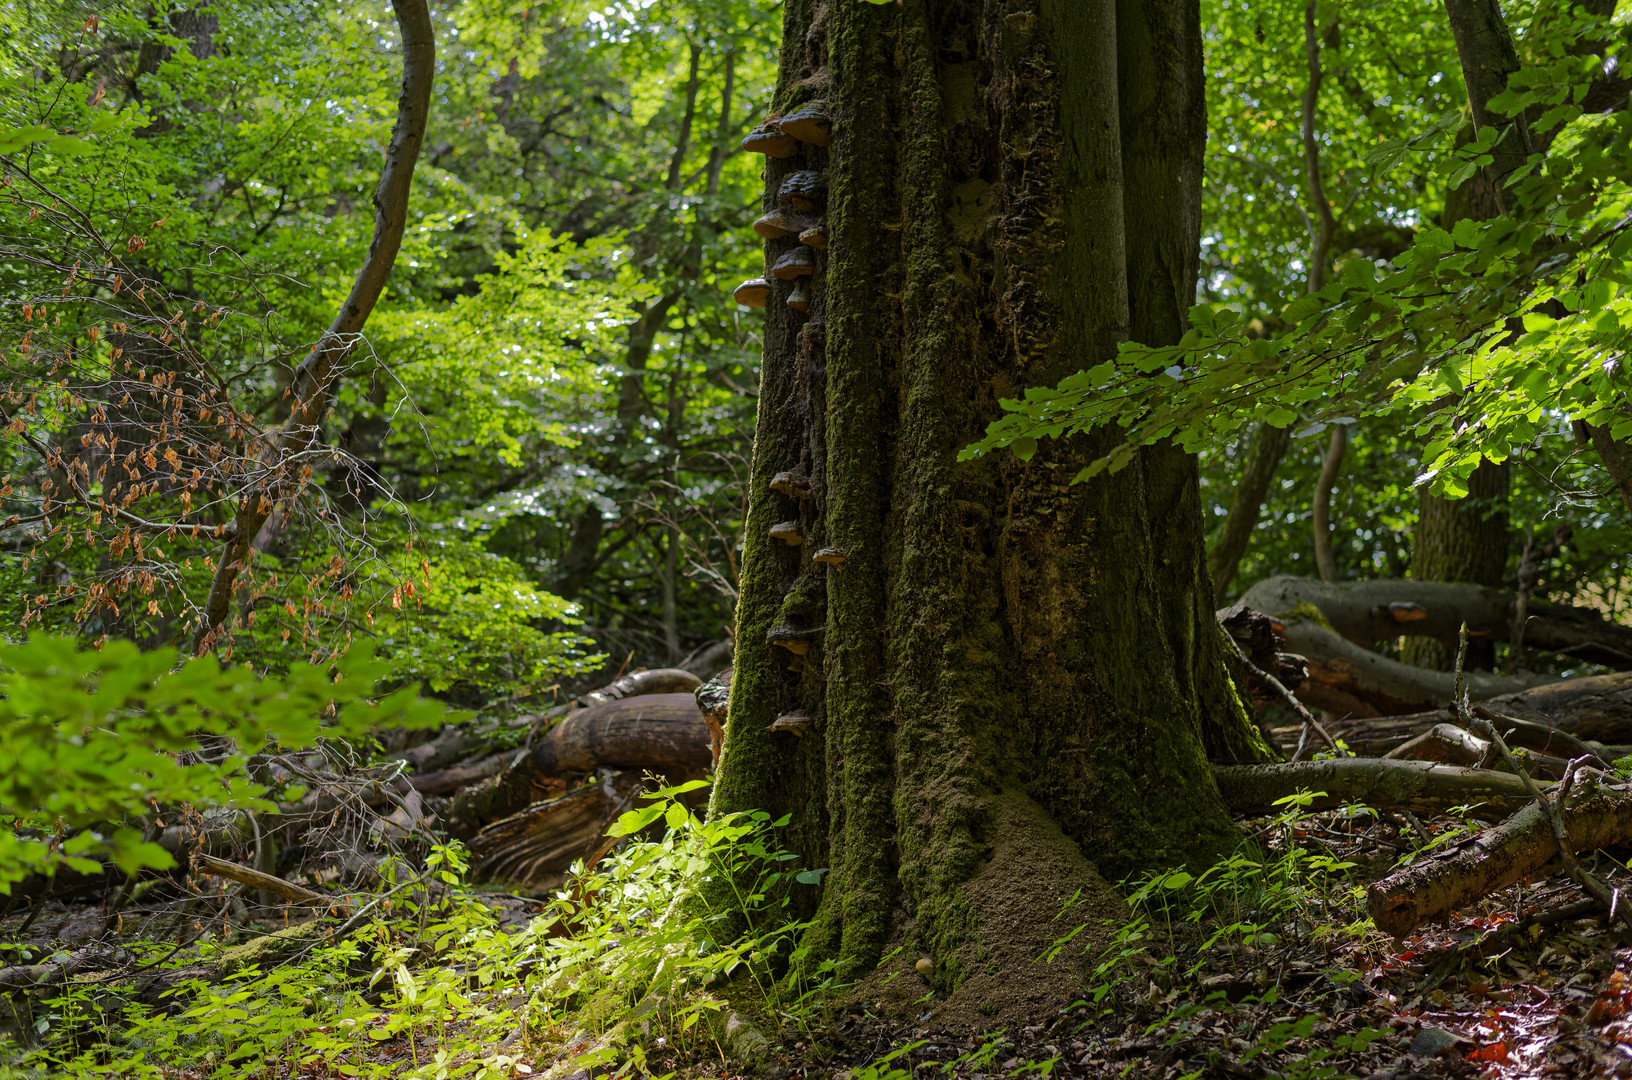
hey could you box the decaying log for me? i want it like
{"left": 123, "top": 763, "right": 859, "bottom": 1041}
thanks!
{"left": 1309, "top": 673, "right": 1632, "bottom": 754}
{"left": 468, "top": 784, "right": 618, "bottom": 888}
{"left": 1239, "top": 576, "right": 1632, "bottom": 668}
{"left": 579, "top": 668, "right": 702, "bottom": 707}
{"left": 532, "top": 693, "right": 711, "bottom": 776}
{"left": 1277, "top": 618, "right": 1551, "bottom": 717}
{"left": 450, "top": 694, "right": 712, "bottom": 842}
{"left": 1366, "top": 777, "right": 1632, "bottom": 937}
{"left": 409, "top": 751, "right": 514, "bottom": 796}
{"left": 695, "top": 667, "right": 732, "bottom": 768}
{"left": 1211, "top": 759, "right": 1542, "bottom": 817}
{"left": 1218, "top": 606, "right": 1308, "bottom": 706}
{"left": 385, "top": 726, "right": 487, "bottom": 773}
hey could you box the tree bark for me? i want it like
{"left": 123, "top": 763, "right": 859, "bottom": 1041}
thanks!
{"left": 1405, "top": 460, "right": 1511, "bottom": 670}
{"left": 708, "top": 0, "right": 1255, "bottom": 1016}
{"left": 1315, "top": 671, "right": 1632, "bottom": 754}
{"left": 1212, "top": 759, "right": 1541, "bottom": 818}
{"left": 1283, "top": 616, "right": 1549, "bottom": 717}
{"left": 193, "top": 0, "right": 434, "bottom": 651}
{"left": 1400, "top": 0, "right": 1525, "bottom": 672}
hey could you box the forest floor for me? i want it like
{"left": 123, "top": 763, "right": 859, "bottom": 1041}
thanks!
{"left": 5, "top": 804, "right": 1632, "bottom": 1080}
{"left": 741, "top": 805, "right": 1632, "bottom": 1080}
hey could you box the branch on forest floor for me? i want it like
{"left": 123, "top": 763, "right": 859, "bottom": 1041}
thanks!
{"left": 191, "top": 854, "right": 330, "bottom": 907}
{"left": 1211, "top": 758, "right": 1543, "bottom": 817}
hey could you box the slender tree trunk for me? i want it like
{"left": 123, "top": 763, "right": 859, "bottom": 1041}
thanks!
{"left": 1207, "top": 7, "right": 1339, "bottom": 602}
{"left": 1400, "top": 0, "right": 1523, "bottom": 670}
{"left": 709, "top": 0, "right": 1263, "bottom": 1017}
{"left": 1312, "top": 425, "right": 1347, "bottom": 582}
{"left": 193, "top": 0, "right": 434, "bottom": 651}
{"left": 1209, "top": 421, "right": 1292, "bottom": 603}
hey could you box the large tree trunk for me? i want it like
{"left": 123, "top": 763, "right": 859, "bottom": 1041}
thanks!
{"left": 709, "top": 0, "right": 1263, "bottom": 1020}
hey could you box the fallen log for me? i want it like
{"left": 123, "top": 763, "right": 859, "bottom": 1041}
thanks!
{"left": 1307, "top": 672, "right": 1632, "bottom": 754}
{"left": 451, "top": 693, "right": 712, "bottom": 864}
{"left": 468, "top": 784, "right": 619, "bottom": 889}
{"left": 532, "top": 693, "right": 711, "bottom": 777}
{"left": 1366, "top": 777, "right": 1632, "bottom": 937}
{"left": 409, "top": 751, "right": 514, "bottom": 796}
{"left": 1282, "top": 618, "right": 1551, "bottom": 717}
{"left": 1239, "top": 576, "right": 1632, "bottom": 668}
{"left": 1212, "top": 759, "right": 1543, "bottom": 817}
{"left": 579, "top": 668, "right": 702, "bottom": 707}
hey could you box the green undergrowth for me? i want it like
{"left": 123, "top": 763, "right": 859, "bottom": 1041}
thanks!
{"left": 1048, "top": 791, "right": 1389, "bottom": 1080}
{"left": 0, "top": 781, "right": 839, "bottom": 1080}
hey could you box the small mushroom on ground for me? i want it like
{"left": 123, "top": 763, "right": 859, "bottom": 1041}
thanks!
{"left": 778, "top": 104, "right": 831, "bottom": 148}
{"left": 770, "top": 469, "right": 810, "bottom": 498}
{"left": 771, "top": 245, "right": 817, "bottom": 281}
{"left": 732, "top": 278, "right": 772, "bottom": 307}
{"left": 741, "top": 120, "right": 798, "bottom": 158}
{"left": 778, "top": 170, "right": 826, "bottom": 212}
{"left": 767, "top": 713, "right": 815, "bottom": 735}
{"left": 798, "top": 223, "right": 828, "bottom": 250}
{"left": 787, "top": 281, "right": 812, "bottom": 314}
{"left": 769, "top": 520, "right": 804, "bottom": 546}
{"left": 767, "top": 624, "right": 812, "bottom": 655}
{"left": 811, "top": 546, "right": 848, "bottom": 566}
{"left": 753, "top": 209, "right": 815, "bottom": 241}
{"left": 915, "top": 957, "right": 933, "bottom": 976}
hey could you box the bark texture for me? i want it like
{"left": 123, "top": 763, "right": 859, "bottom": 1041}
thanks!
{"left": 1367, "top": 778, "right": 1632, "bottom": 937}
{"left": 710, "top": 0, "right": 1262, "bottom": 1017}
{"left": 1405, "top": 459, "right": 1511, "bottom": 670}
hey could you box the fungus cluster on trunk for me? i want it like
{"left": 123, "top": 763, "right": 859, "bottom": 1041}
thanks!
{"left": 728, "top": 107, "right": 836, "bottom": 744}
{"left": 730, "top": 106, "right": 830, "bottom": 321}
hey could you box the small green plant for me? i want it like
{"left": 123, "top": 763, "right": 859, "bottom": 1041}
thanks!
{"left": 0, "top": 634, "right": 448, "bottom": 891}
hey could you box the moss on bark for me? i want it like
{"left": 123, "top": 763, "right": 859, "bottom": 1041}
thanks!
{"left": 712, "top": 0, "right": 1246, "bottom": 1018}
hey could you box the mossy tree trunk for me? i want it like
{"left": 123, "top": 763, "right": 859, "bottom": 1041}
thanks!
{"left": 709, "top": 0, "right": 1268, "bottom": 1013}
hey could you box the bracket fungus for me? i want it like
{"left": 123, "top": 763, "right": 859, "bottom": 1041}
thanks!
{"left": 778, "top": 171, "right": 826, "bottom": 213}
{"left": 741, "top": 120, "right": 798, "bottom": 159}
{"left": 811, "top": 546, "right": 848, "bottom": 566}
{"left": 770, "top": 469, "right": 811, "bottom": 498}
{"left": 767, "top": 623, "right": 814, "bottom": 655}
{"left": 769, "top": 519, "right": 805, "bottom": 546}
{"left": 752, "top": 209, "right": 814, "bottom": 241}
{"left": 767, "top": 713, "right": 815, "bottom": 735}
{"left": 771, "top": 245, "right": 817, "bottom": 281}
{"left": 732, "top": 278, "right": 772, "bottom": 308}
{"left": 787, "top": 281, "right": 812, "bottom": 314}
{"left": 798, "top": 223, "right": 828, "bottom": 251}
{"left": 777, "top": 104, "right": 831, "bottom": 148}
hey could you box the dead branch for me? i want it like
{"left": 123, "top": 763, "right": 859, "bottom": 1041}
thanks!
{"left": 1211, "top": 758, "right": 1543, "bottom": 818}
{"left": 1365, "top": 774, "right": 1632, "bottom": 937}
{"left": 191, "top": 854, "right": 328, "bottom": 906}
